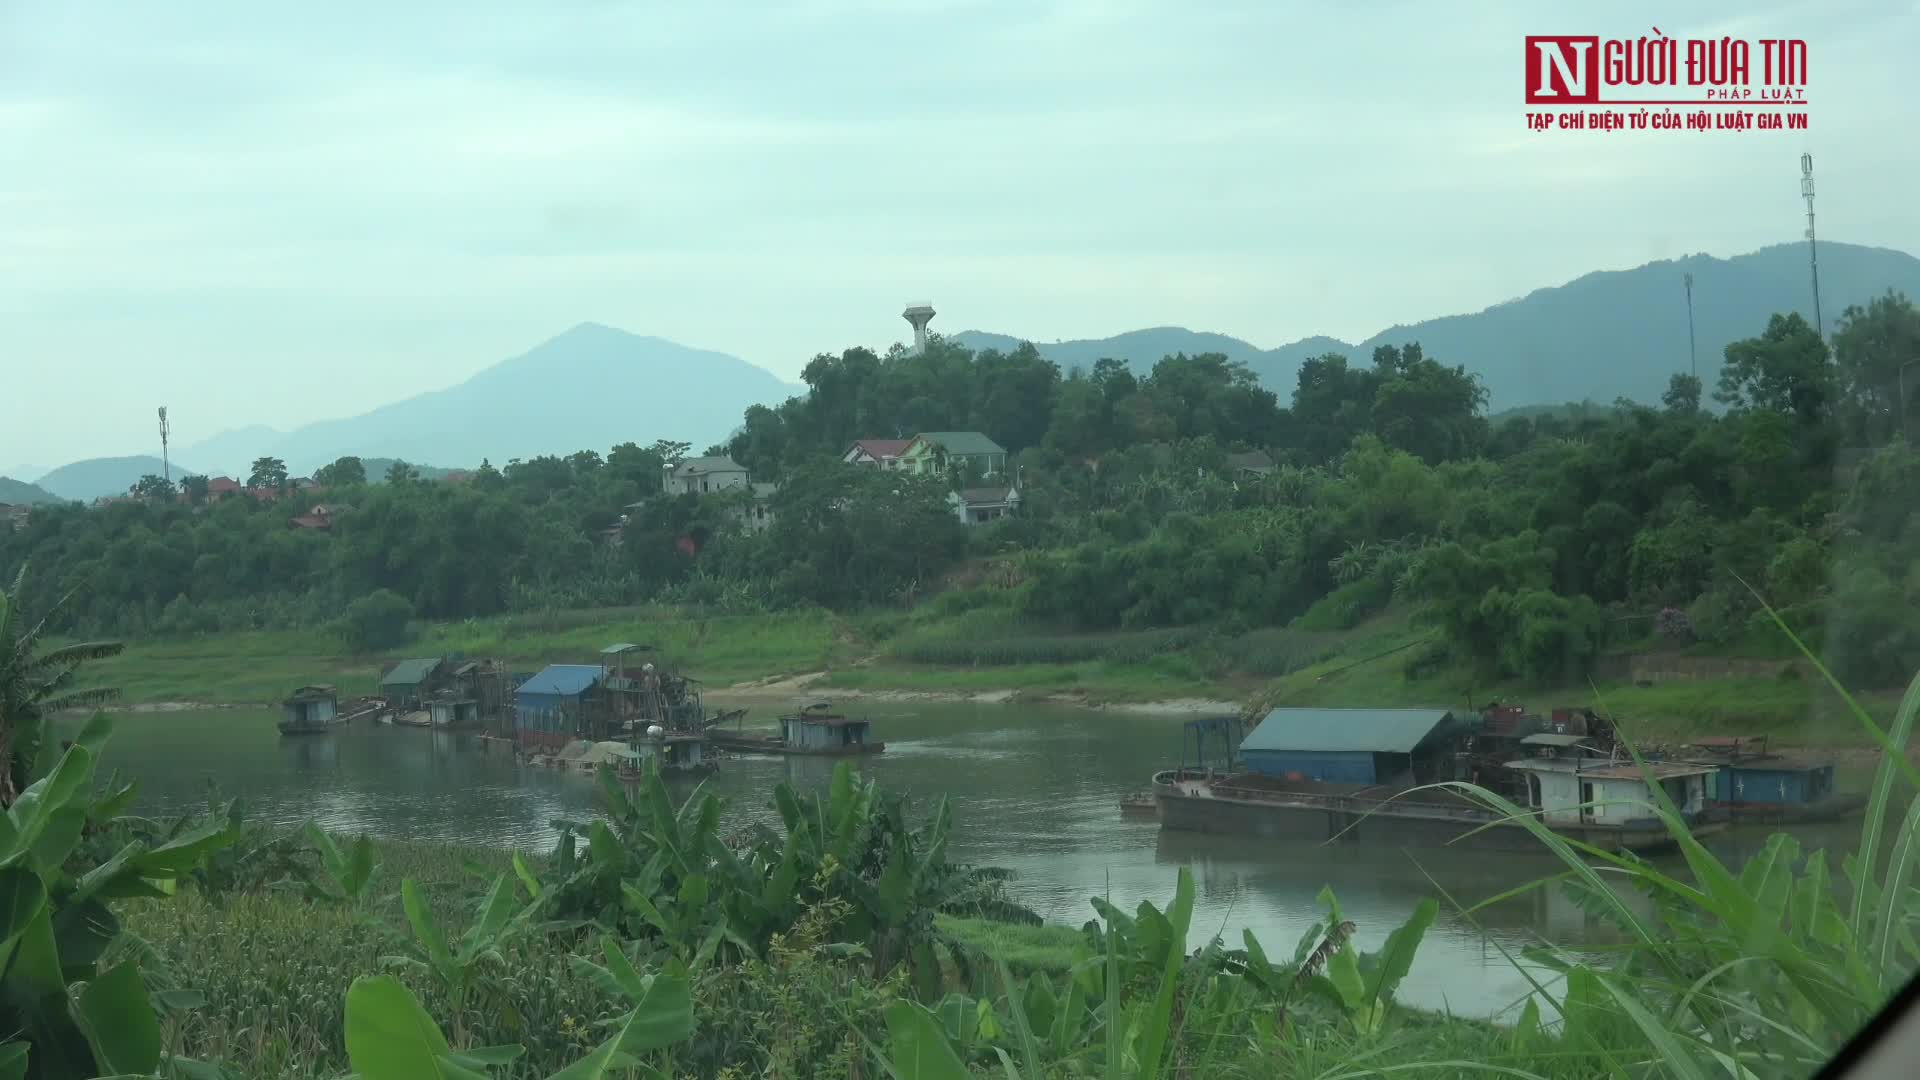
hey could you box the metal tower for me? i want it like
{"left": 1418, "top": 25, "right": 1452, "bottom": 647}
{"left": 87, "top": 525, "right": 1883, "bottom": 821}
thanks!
{"left": 157, "top": 406, "right": 171, "bottom": 483}
{"left": 1801, "top": 153, "right": 1823, "bottom": 342}
{"left": 902, "top": 302, "right": 935, "bottom": 354}
{"left": 1683, "top": 273, "right": 1696, "bottom": 379}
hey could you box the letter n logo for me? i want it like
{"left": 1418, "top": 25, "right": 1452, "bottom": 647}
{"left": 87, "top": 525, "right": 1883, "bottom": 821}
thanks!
{"left": 1525, "top": 36, "right": 1599, "bottom": 104}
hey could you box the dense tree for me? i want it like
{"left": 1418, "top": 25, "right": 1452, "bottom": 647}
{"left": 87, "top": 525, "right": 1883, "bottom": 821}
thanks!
{"left": 1831, "top": 290, "right": 1920, "bottom": 443}
{"left": 384, "top": 460, "right": 420, "bottom": 485}
{"left": 248, "top": 456, "right": 289, "bottom": 491}
{"left": 133, "top": 473, "right": 176, "bottom": 500}
{"left": 1715, "top": 313, "right": 1835, "bottom": 428}
{"left": 315, "top": 456, "right": 367, "bottom": 487}
{"left": 180, "top": 473, "right": 210, "bottom": 505}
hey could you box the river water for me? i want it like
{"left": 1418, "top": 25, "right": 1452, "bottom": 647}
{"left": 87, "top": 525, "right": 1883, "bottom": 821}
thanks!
{"left": 72, "top": 701, "right": 1875, "bottom": 1018}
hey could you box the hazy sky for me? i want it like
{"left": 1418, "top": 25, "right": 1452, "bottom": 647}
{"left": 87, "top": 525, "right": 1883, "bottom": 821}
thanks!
{"left": 3, "top": 0, "right": 1915, "bottom": 468}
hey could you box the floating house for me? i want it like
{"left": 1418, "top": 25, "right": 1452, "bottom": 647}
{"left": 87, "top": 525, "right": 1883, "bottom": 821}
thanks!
{"left": 778, "top": 704, "right": 881, "bottom": 755}
{"left": 278, "top": 685, "right": 340, "bottom": 735}
{"left": 1504, "top": 749, "right": 1716, "bottom": 828}
{"left": 379, "top": 657, "right": 445, "bottom": 710}
{"left": 629, "top": 728, "right": 714, "bottom": 775}
{"left": 1683, "top": 735, "right": 1860, "bottom": 822}
{"left": 513, "top": 664, "right": 604, "bottom": 753}
{"left": 1237, "top": 708, "right": 1465, "bottom": 785}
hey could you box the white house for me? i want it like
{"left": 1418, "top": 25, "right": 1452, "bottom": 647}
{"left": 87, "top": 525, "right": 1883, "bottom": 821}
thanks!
{"left": 667, "top": 456, "right": 749, "bottom": 495}
{"left": 948, "top": 484, "right": 1021, "bottom": 526}
{"left": 1504, "top": 756, "right": 1714, "bottom": 826}
{"left": 841, "top": 439, "right": 912, "bottom": 470}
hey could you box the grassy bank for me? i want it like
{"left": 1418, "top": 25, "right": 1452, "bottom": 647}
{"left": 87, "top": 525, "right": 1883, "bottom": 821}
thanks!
{"left": 79, "top": 600, "right": 1905, "bottom": 747}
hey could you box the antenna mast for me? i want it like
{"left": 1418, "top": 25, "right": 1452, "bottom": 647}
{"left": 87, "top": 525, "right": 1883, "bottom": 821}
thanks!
{"left": 1800, "top": 153, "right": 1823, "bottom": 342}
{"left": 157, "top": 406, "right": 171, "bottom": 484}
{"left": 1683, "top": 273, "right": 1697, "bottom": 380}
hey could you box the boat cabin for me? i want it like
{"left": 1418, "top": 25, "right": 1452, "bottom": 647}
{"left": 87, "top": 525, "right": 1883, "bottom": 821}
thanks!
{"left": 282, "top": 685, "right": 339, "bottom": 729}
{"left": 1237, "top": 708, "right": 1464, "bottom": 785}
{"left": 1686, "top": 736, "right": 1837, "bottom": 806}
{"left": 513, "top": 664, "right": 604, "bottom": 752}
{"left": 1505, "top": 755, "right": 1715, "bottom": 825}
{"left": 780, "top": 705, "right": 874, "bottom": 752}
{"left": 632, "top": 731, "right": 710, "bottom": 773}
{"left": 429, "top": 696, "right": 482, "bottom": 728}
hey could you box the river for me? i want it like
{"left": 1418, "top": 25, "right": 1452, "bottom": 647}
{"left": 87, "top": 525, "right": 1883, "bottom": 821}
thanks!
{"left": 70, "top": 701, "right": 1876, "bottom": 1019}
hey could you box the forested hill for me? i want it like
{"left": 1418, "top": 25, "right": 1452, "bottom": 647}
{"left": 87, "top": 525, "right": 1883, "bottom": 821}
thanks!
{"left": 955, "top": 241, "right": 1920, "bottom": 412}
{"left": 0, "top": 477, "right": 59, "bottom": 505}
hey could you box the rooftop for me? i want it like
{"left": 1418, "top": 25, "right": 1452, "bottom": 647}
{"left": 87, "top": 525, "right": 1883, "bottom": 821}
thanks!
{"left": 1504, "top": 758, "right": 1718, "bottom": 780}
{"left": 516, "top": 664, "right": 604, "bottom": 698}
{"left": 380, "top": 658, "right": 443, "bottom": 687}
{"left": 911, "top": 431, "right": 1007, "bottom": 457}
{"left": 954, "top": 486, "right": 1019, "bottom": 506}
{"left": 1241, "top": 708, "right": 1459, "bottom": 755}
{"left": 848, "top": 438, "right": 912, "bottom": 458}
{"left": 670, "top": 455, "right": 746, "bottom": 478}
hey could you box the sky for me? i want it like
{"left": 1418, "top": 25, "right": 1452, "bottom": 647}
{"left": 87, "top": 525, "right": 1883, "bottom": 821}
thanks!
{"left": 2, "top": 0, "right": 1916, "bottom": 469}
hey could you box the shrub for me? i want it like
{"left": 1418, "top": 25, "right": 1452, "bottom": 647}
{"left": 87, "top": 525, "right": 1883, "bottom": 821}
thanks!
{"left": 341, "top": 588, "right": 414, "bottom": 652}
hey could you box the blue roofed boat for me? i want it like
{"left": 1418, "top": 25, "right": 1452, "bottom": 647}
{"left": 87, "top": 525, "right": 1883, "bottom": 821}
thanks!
{"left": 1679, "top": 735, "right": 1864, "bottom": 823}
{"left": 1152, "top": 708, "right": 1726, "bottom": 854}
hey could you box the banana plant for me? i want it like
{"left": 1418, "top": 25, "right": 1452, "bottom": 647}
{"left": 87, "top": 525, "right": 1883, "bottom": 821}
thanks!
{"left": 0, "top": 713, "right": 238, "bottom": 1078}
{"left": 383, "top": 873, "right": 532, "bottom": 1045}
{"left": 342, "top": 975, "right": 523, "bottom": 1080}
{"left": 303, "top": 821, "right": 377, "bottom": 905}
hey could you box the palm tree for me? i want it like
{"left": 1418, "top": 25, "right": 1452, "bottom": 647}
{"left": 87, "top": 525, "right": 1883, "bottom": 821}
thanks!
{"left": 0, "top": 564, "right": 123, "bottom": 805}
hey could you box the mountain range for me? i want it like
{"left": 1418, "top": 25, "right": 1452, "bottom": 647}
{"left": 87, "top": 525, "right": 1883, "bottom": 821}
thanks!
{"left": 16, "top": 240, "right": 1919, "bottom": 502}
{"left": 953, "top": 241, "right": 1920, "bottom": 412}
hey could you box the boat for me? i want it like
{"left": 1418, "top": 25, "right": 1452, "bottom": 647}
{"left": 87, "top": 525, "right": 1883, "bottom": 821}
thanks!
{"left": 1678, "top": 735, "right": 1865, "bottom": 823}
{"left": 1119, "top": 792, "right": 1159, "bottom": 818}
{"left": 278, "top": 685, "right": 345, "bottom": 736}
{"left": 338, "top": 696, "right": 387, "bottom": 724}
{"left": 615, "top": 726, "right": 717, "bottom": 778}
{"left": 1151, "top": 711, "right": 1727, "bottom": 855}
{"left": 705, "top": 702, "right": 885, "bottom": 756}
{"left": 392, "top": 710, "right": 433, "bottom": 728}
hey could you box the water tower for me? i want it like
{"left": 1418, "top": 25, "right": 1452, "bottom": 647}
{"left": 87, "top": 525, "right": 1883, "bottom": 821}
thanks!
{"left": 902, "top": 302, "right": 935, "bottom": 354}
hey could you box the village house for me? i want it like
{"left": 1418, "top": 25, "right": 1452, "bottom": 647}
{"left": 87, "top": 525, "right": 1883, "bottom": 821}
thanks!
{"left": 841, "top": 438, "right": 912, "bottom": 469}
{"left": 948, "top": 484, "right": 1022, "bottom": 526}
{"left": 667, "top": 455, "right": 750, "bottom": 495}
{"left": 288, "top": 503, "right": 351, "bottom": 530}
{"left": 897, "top": 432, "right": 1008, "bottom": 479}
{"left": 205, "top": 477, "right": 244, "bottom": 501}
{"left": 0, "top": 503, "right": 31, "bottom": 531}
{"left": 1226, "top": 449, "right": 1279, "bottom": 478}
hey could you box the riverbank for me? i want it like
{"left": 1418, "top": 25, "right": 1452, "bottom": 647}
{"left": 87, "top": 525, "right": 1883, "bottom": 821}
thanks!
{"left": 77, "top": 602, "right": 1907, "bottom": 749}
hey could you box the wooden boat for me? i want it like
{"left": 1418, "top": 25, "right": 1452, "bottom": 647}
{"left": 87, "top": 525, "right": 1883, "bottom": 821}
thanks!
{"left": 391, "top": 710, "right": 433, "bottom": 728}
{"left": 1678, "top": 735, "right": 1865, "bottom": 823}
{"left": 278, "top": 685, "right": 345, "bottom": 736}
{"left": 338, "top": 697, "right": 387, "bottom": 724}
{"left": 704, "top": 701, "right": 884, "bottom": 757}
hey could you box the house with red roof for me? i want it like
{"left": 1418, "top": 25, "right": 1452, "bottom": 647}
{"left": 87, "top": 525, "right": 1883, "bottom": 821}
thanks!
{"left": 841, "top": 439, "right": 912, "bottom": 470}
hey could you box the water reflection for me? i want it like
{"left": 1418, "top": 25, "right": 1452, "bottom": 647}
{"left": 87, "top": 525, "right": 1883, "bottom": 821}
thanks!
{"left": 73, "top": 702, "right": 1864, "bottom": 1016}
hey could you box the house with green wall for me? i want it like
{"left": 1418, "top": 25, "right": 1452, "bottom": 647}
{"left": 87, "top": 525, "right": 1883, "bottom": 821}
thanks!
{"left": 897, "top": 432, "right": 1008, "bottom": 479}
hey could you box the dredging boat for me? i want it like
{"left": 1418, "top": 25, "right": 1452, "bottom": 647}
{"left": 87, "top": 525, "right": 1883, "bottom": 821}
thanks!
{"left": 1678, "top": 735, "right": 1865, "bottom": 823}
{"left": 278, "top": 685, "right": 345, "bottom": 735}
{"left": 1152, "top": 710, "right": 1726, "bottom": 854}
{"left": 704, "top": 702, "right": 884, "bottom": 757}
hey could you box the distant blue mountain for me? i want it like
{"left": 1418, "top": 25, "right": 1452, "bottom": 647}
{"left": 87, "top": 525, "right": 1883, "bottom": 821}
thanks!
{"left": 178, "top": 323, "right": 804, "bottom": 474}
{"left": 955, "top": 241, "right": 1920, "bottom": 411}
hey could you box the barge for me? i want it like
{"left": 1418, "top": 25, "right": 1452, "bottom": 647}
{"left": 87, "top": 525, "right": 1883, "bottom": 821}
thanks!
{"left": 1152, "top": 711, "right": 1726, "bottom": 854}
{"left": 705, "top": 702, "right": 885, "bottom": 757}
